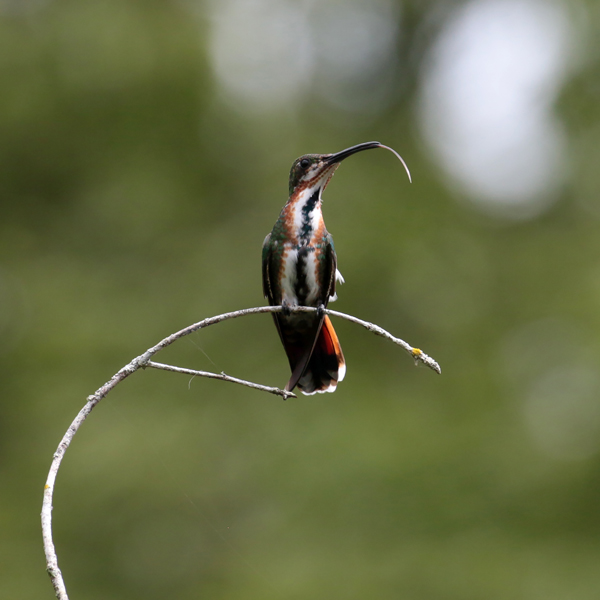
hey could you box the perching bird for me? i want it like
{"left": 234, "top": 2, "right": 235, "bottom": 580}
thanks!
{"left": 262, "top": 141, "right": 410, "bottom": 395}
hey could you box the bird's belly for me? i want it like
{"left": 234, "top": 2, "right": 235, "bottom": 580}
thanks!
{"left": 303, "top": 252, "right": 320, "bottom": 305}
{"left": 280, "top": 245, "right": 321, "bottom": 307}
{"left": 280, "top": 247, "right": 299, "bottom": 304}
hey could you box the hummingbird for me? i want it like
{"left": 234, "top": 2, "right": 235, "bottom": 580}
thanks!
{"left": 262, "top": 141, "right": 411, "bottom": 395}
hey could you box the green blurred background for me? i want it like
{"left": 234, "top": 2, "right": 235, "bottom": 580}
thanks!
{"left": 3, "top": 0, "right": 600, "bottom": 598}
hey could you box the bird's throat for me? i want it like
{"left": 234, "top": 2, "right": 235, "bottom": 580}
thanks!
{"left": 286, "top": 187, "right": 323, "bottom": 244}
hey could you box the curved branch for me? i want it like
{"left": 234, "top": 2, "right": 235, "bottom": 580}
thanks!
{"left": 41, "top": 305, "right": 440, "bottom": 599}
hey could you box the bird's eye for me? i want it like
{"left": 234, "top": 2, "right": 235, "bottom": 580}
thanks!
{"left": 300, "top": 158, "right": 311, "bottom": 169}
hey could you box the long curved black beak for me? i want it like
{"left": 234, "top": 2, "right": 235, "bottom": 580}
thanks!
{"left": 325, "top": 141, "right": 412, "bottom": 183}
{"left": 325, "top": 141, "right": 382, "bottom": 164}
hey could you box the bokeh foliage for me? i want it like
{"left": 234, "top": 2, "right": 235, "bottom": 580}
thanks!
{"left": 2, "top": 0, "right": 600, "bottom": 598}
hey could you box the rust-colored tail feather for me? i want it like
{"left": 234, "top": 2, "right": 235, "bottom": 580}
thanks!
{"left": 285, "top": 316, "right": 346, "bottom": 395}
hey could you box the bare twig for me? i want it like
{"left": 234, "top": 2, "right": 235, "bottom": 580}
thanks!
{"left": 324, "top": 308, "right": 441, "bottom": 374}
{"left": 145, "top": 360, "right": 297, "bottom": 400}
{"left": 41, "top": 305, "right": 440, "bottom": 599}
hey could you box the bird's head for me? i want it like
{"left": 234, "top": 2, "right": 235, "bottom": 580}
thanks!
{"left": 288, "top": 141, "right": 411, "bottom": 198}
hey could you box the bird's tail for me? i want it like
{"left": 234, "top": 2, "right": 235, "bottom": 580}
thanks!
{"left": 285, "top": 316, "right": 346, "bottom": 395}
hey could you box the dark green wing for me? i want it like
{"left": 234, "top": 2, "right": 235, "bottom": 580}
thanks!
{"left": 322, "top": 232, "right": 337, "bottom": 307}
{"left": 262, "top": 233, "right": 275, "bottom": 303}
{"left": 262, "top": 232, "right": 288, "bottom": 354}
